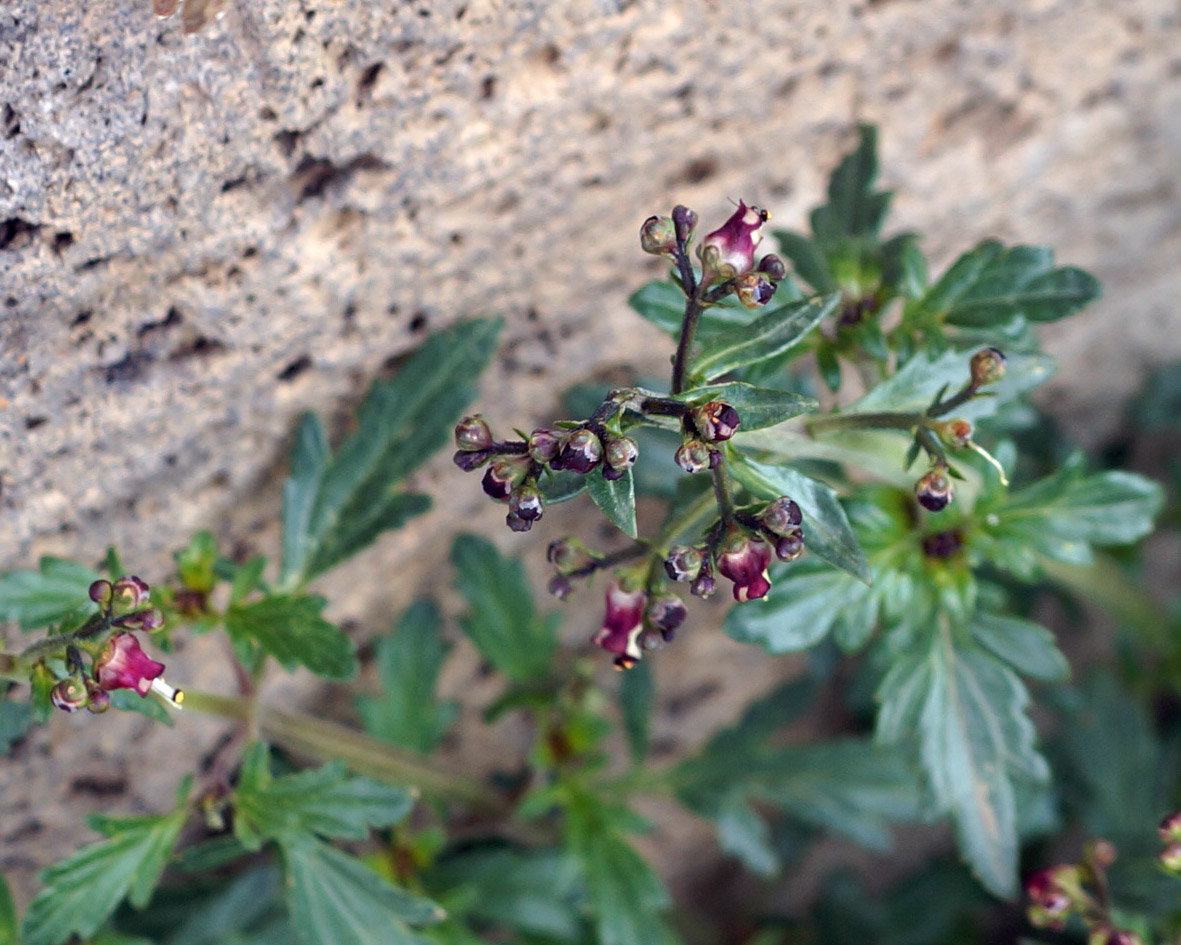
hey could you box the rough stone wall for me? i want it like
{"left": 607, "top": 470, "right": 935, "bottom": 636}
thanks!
{"left": 1, "top": 0, "right": 1179, "bottom": 915}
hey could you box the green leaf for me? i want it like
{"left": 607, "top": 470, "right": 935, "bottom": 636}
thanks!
{"left": 537, "top": 469, "right": 587, "bottom": 504}
{"left": 451, "top": 535, "right": 556, "bottom": 683}
{"left": 995, "top": 456, "right": 1163, "bottom": 557}
{"left": 225, "top": 595, "right": 355, "bottom": 679}
{"left": 676, "top": 382, "right": 818, "bottom": 430}
{"left": 876, "top": 627, "right": 1047, "bottom": 897}
{"left": 725, "top": 558, "right": 874, "bottom": 653}
{"left": 628, "top": 280, "right": 750, "bottom": 337}
{"left": 0, "top": 699, "right": 32, "bottom": 755}
{"left": 0, "top": 557, "right": 100, "bottom": 631}
{"left": 109, "top": 689, "right": 175, "bottom": 726}
{"left": 693, "top": 293, "right": 841, "bottom": 379}
{"left": 851, "top": 348, "right": 1056, "bottom": 422}
{"left": 279, "top": 318, "right": 501, "bottom": 586}
{"left": 281, "top": 834, "right": 444, "bottom": 945}
{"left": 356, "top": 600, "right": 458, "bottom": 754}
{"left": 233, "top": 744, "right": 415, "bottom": 850}
{"left": 969, "top": 612, "right": 1069, "bottom": 683}
{"left": 566, "top": 792, "right": 673, "bottom": 945}
{"left": 0, "top": 873, "right": 16, "bottom": 945}
{"left": 21, "top": 798, "right": 188, "bottom": 944}
{"left": 619, "top": 659, "right": 653, "bottom": 766}
{"left": 586, "top": 469, "right": 638, "bottom": 539}
{"left": 174, "top": 531, "right": 219, "bottom": 594}
{"left": 731, "top": 457, "right": 870, "bottom": 583}
{"left": 811, "top": 124, "right": 891, "bottom": 247}
{"left": 775, "top": 230, "right": 836, "bottom": 293}
{"left": 920, "top": 241, "right": 1100, "bottom": 330}
{"left": 715, "top": 792, "right": 778, "bottom": 877}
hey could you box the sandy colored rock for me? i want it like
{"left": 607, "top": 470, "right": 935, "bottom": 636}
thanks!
{"left": 1, "top": 0, "right": 1179, "bottom": 921}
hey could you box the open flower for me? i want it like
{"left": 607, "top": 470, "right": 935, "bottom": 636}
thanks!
{"left": 591, "top": 580, "right": 646, "bottom": 670}
{"left": 699, "top": 201, "right": 769, "bottom": 284}
{"left": 94, "top": 632, "right": 183, "bottom": 706}
{"left": 716, "top": 528, "right": 773, "bottom": 602}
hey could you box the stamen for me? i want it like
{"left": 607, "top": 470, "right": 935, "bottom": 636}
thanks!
{"left": 150, "top": 677, "right": 185, "bottom": 710}
{"left": 967, "top": 441, "right": 1010, "bottom": 486}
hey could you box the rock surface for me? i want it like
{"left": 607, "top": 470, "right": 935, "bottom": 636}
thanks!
{"left": 1, "top": 0, "right": 1179, "bottom": 917}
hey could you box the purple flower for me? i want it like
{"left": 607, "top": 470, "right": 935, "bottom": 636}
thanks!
{"left": 94, "top": 632, "right": 181, "bottom": 706}
{"left": 51, "top": 676, "right": 89, "bottom": 713}
{"left": 690, "top": 401, "right": 741, "bottom": 443}
{"left": 716, "top": 529, "right": 773, "bottom": 602}
{"left": 111, "top": 575, "right": 151, "bottom": 610}
{"left": 699, "top": 201, "right": 769, "bottom": 284}
{"left": 915, "top": 467, "right": 953, "bottom": 512}
{"left": 591, "top": 580, "right": 646, "bottom": 670}
{"left": 733, "top": 272, "right": 778, "bottom": 309}
{"left": 555, "top": 429, "right": 602, "bottom": 474}
{"left": 454, "top": 415, "right": 494, "bottom": 452}
{"left": 1024, "top": 866, "right": 1077, "bottom": 930}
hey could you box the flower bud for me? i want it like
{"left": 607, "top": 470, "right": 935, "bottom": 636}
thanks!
{"left": 639, "top": 215, "right": 677, "bottom": 255}
{"left": 482, "top": 457, "right": 527, "bottom": 501}
{"left": 638, "top": 627, "right": 667, "bottom": 651}
{"left": 94, "top": 632, "right": 166, "bottom": 696}
{"left": 453, "top": 449, "right": 491, "bottom": 471}
{"left": 646, "top": 593, "right": 687, "bottom": 640}
{"left": 591, "top": 580, "right": 646, "bottom": 670}
{"left": 915, "top": 467, "right": 954, "bottom": 512}
{"left": 671, "top": 205, "right": 697, "bottom": 243}
{"left": 505, "top": 511, "right": 532, "bottom": 532}
{"left": 774, "top": 531, "right": 805, "bottom": 562}
{"left": 51, "top": 676, "right": 89, "bottom": 713}
{"left": 604, "top": 436, "right": 639, "bottom": 475}
{"left": 454, "top": 414, "right": 494, "bottom": 452}
{"left": 1025, "top": 865, "right": 1078, "bottom": 931}
{"left": 936, "top": 418, "right": 973, "bottom": 449}
{"left": 1160, "top": 842, "right": 1181, "bottom": 873}
{"left": 556, "top": 429, "right": 602, "bottom": 474}
{"left": 528, "top": 428, "right": 561, "bottom": 464}
{"left": 89, "top": 579, "right": 113, "bottom": 605}
{"left": 674, "top": 439, "right": 713, "bottom": 474}
{"left": 112, "top": 575, "right": 151, "bottom": 610}
{"left": 760, "top": 497, "right": 803, "bottom": 536}
{"left": 548, "top": 537, "right": 596, "bottom": 575}
{"left": 114, "top": 608, "right": 165, "bottom": 632}
{"left": 970, "top": 347, "right": 1006, "bottom": 387}
{"left": 699, "top": 201, "right": 769, "bottom": 284}
{"left": 716, "top": 528, "right": 773, "bottom": 602}
{"left": 757, "top": 254, "right": 787, "bottom": 281}
{"left": 664, "top": 545, "right": 704, "bottom": 583}
{"left": 690, "top": 569, "right": 717, "bottom": 599}
{"left": 691, "top": 401, "right": 741, "bottom": 443}
{"left": 547, "top": 575, "right": 574, "bottom": 600}
{"left": 85, "top": 682, "right": 111, "bottom": 714}
{"left": 509, "top": 483, "right": 543, "bottom": 523}
{"left": 733, "top": 271, "right": 778, "bottom": 309}
{"left": 1160, "top": 811, "right": 1181, "bottom": 843}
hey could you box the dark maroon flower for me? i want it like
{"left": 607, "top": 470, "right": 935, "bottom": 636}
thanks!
{"left": 757, "top": 253, "right": 787, "bottom": 280}
{"left": 113, "top": 607, "right": 165, "bottom": 632}
{"left": 734, "top": 271, "right": 778, "bottom": 309}
{"left": 89, "top": 579, "right": 113, "bottom": 605}
{"left": 482, "top": 457, "right": 527, "bottom": 501}
{"left": 547, "top": 575, "right": 574, "bottom": 600}
{"left": 604, "top": 436, "right": 639, "bottom": 475}
{"left": 760, "top": 497, "right": 803, "bottom": 536}
{"left": 454, "top": 414, "right": 494, "bottom": 452}
{"left": 915, "top": 467, "right": 953, "bottom": 512}
{"left": 111, "top": 575, "right": 151, "bottom": 610}
{"left": 664, "top": 545, "right": 704, "bottom": 583}
{"left": 591, "top": 580, "right": 646, "bottom": 670}
{"left": 547, "top": 537, "right": 596, "bottom": 575}
{"left": 51, "top": 676, "right": 89, "bottom": 713}
{"left": 671, "top": 205, "right": 698, "bottom": 243}
{"left": 510, "top": 483, "right": 543, "bottom": 522}
{"left": 691, "top": 402, "right": 741, "bottom": 443}
{"left": 970, "top": 347, "right": 1006, "bottom": 388}
{"left": 556, "top": 429, "right": 602, "bottom": 474}
{"left": 85, "top": 683, "right": 111, "bottom": 714}
{"left": 1025, "top": 866, "right": 1077, "bottom": 930}
{"left": 674, "top": 439, "right": 713, "bottom": 474}
{"left": 1160, "top": 811, "right": 1181, "bottom": 843}
{"left": 453, "top": 449, "right": 491, "bottom": 471}
{"left": 94, "top": 632, "right": 167, "bottom": 697}
{"left": 699, "top": 201, "right": 769, "bottom": 284}
{"left": 690, "top": 569, "right": 717, "bottom": 599}
{"left": 529, "top": 428, "right": 562, "bottom": 464}
{"left": 773, "top": 532, "right": 805, "bottom": 562}
{"left": 639, "top": 215, "right": 676, "bottom": 255}
{"left": 646, "top": 593, "right": 687, "bottom": 640}
{"left": 716, "top": 529, "right": 773, "bottom": 602}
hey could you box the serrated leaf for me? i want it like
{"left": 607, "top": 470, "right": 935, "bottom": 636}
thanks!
{"left": 775, "top": 230, "right": 836, "bottom": 293}
{"left": 356, "top": 600, "right": 458, "bottom": 754}
{"left": 225, "top": 595, "right": 355, "bottom": 679}
{"left": 725, "top": 558, "right": 874, "bottom": 653}
{"left": 693, "top": 293, "right": 841, "bottom": 379}
{"left": 876, "top": 627, "right": 1047, "bottom": 897}
{"left": 0, "top": 557, "right": 101, "bottom": 631}
{"left": 586, "top": 469, "right": 637, "bottom": 538}
{"left": 628, "top": 280, "right": 751, "bottom": 337}
{"left": 280, "top": 318, "right": 501, "bottom": 586}
{"left": 920, "top": 241, "right": 1099, "bottom": 331}
{"left": 450, "top": 535, "right": 555, "bottom": 682}
{"left": 233, "top": 743, "right": 415, "bottom": 851}
{"left": 619, "top": 659, "right": 653, "bottom": 766}
{"left": 676, "top": 382, "right": 817, "bottom": 430}
{"left": 730, "top": 458, "right": 870, "bottom": 582}
{"left": 851, "top": 348, "right": 1056, "bottom": 421}
{"left": 21, "top": 799, "right": 187, "bottom": 944}
{"left": 969, "top": 612, "right": 1069, "bottom": 683}
{"left": 174, "top": 532, "right": 218, "bottom": 594}
{"left": 281, "top": 834, "right": 444, "bottom": 945}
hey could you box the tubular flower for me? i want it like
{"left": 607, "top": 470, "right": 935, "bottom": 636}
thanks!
{"left": 94, "top": 632, "right": 183, "bottom": 706}
{"left": 915, "top": 466, "right": 953, "bottom": 512}
{"left": 699, "top": 201, "right": 769, "bottom": 285}
{"left": 716, "top": 528, "right": 773, "bottom": 602}
{"left": 1024, "top": 865, "right": 1079, "bottom": 930}
{"left": 690, "top": 401, "right": 741, "bottom": 443}
{"left": 591, "top": 580, "right": 647, "bottom": 670}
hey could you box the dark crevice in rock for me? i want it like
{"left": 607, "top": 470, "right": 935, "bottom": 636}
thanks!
{"left": 169, "top": 335, "right": 227, "bottom": 361}
{"left": 0, "top": 217, "right": 39, "bottom": 251}
{"left": 103, "top": 350, "right": 154, "bottom": 385}
{"left": 291, "top": 153, "right": 389, "bottom": 202}
{"left": 2, "top": 103, "right": 19, "bottom": 138}
{"left": 137, "top": 305, "right": 183, "bottom": 338}
{"left": 277, "top": 353, "right": 312, "bottom": 381}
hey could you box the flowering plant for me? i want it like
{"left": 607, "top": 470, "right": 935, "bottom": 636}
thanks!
{"left": 0, "top": 126, "right": 1175, "bottom": 945}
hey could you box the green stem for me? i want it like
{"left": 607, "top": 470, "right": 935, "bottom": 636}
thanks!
{"left": 710, "top": 455, "right": 737, "bottom": 523}
{"left": 807, "top": 410, "right": 922, "bottom": 436}
{"left": 647, "top": 487, "right": 716, "bottom": 558}
{"left": 182, "top": 690, "right": 502, "bottom": 811}
{"left": 928, "top": 381, "right": 976, "bottom": 418}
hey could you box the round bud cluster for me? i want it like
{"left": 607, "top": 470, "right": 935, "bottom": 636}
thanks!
{"left": 758, "top": 496, "right": 806, "bottom": 562}
{"left": 453, "top": 414, "right": 642, "bottom": 533}
{"left": 915, "top": 466, "right": 954, "bottom": 513}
